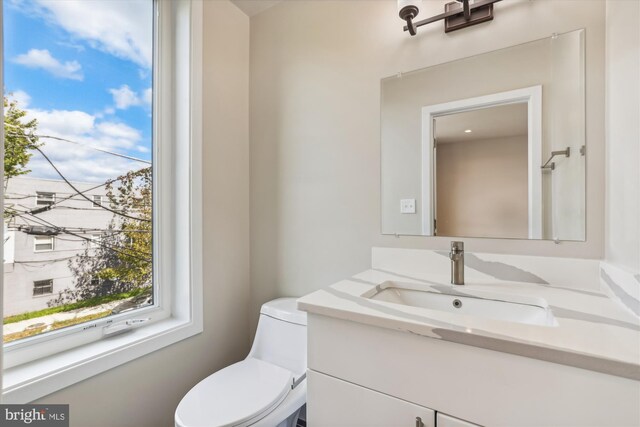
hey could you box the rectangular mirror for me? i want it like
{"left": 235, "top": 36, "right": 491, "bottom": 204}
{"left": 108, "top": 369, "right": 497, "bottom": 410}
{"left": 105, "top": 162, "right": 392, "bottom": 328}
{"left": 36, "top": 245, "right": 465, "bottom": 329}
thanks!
{"left": 381, "top": 29, "right": 585, "bottom": 241}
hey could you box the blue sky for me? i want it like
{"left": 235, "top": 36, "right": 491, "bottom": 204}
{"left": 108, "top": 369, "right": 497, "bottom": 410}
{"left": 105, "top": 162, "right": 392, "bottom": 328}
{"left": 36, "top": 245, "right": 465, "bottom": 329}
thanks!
{"left": 3, "top": 0, "right": 153, "bottom": 183}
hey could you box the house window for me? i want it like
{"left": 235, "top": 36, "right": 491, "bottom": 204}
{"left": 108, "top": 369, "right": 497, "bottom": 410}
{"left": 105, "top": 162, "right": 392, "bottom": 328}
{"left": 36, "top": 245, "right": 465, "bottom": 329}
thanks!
{"left": 2, "top": 0, "right": 203, "bottom": 404}
{"left": 35, "top": 192, "right": 55, "bottom": 206}
{"left": 89, "top": 233, "right": 102, "bottom": 248}
{"left": 33, "top": 280, "right": 54, "bottom": 296}
{"left": 33, "top": 236, "right": 55, "bottom": 252}
{"left": 92, "top": 195, "right": 103, "bottom": 208}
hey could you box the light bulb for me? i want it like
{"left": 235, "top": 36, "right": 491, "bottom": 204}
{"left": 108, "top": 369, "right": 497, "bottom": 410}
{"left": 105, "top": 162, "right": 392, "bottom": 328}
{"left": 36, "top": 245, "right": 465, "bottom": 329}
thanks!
{"left": 397, "top": 0, "right": 421, "bottom": 17}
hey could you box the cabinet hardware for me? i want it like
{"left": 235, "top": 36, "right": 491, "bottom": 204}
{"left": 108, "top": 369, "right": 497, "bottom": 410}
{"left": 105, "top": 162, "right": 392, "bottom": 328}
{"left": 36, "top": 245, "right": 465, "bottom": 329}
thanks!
{"left": 416, "top": 416, "right": 424, "bottom": 427}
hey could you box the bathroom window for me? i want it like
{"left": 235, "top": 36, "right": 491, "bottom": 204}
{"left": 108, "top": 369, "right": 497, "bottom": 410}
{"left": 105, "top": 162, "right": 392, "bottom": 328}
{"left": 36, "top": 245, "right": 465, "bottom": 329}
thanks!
{"left": 2, "top": 0, "right": 203, "bottom": 402}
{"left": 3, "top": 0, "right": 154, "bottom": 344}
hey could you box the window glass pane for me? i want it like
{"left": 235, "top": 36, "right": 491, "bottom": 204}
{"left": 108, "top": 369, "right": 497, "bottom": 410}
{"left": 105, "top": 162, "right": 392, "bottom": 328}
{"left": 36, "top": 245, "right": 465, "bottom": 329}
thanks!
{"left": 33, "top": 236, "right": 54, "bottom": 251}
{"left": 33, "top": 280, "right": 53, "bottom": 296}
{"left": 35, "top": 191, "right": 55, "bottom": 206}
{"left": 3, "top": 0, "right": 154, "bottom": 344}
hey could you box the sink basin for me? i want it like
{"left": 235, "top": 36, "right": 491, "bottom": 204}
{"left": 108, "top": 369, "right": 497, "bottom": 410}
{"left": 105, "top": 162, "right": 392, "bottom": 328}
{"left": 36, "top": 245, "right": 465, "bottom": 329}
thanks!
{"left": 365, "top": 282, "right": 557, "bottom": 327}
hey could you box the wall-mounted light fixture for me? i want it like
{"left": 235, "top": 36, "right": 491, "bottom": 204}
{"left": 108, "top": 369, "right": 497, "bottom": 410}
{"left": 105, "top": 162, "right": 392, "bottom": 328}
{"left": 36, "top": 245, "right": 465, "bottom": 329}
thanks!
{"left": 398, "top": 0, "right": 502, "bottom": 36}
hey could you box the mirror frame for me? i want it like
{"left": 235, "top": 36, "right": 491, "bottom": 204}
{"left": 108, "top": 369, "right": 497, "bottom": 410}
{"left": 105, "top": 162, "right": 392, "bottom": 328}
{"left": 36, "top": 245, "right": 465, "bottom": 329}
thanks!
{"left": 420, "top": 86, "right": 542, "bottom": 238}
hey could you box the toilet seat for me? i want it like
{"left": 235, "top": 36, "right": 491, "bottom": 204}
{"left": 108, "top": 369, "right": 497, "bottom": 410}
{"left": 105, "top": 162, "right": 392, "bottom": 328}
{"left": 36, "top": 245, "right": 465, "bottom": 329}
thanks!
{"left": 175, "top": 357, "right": 293, "bottom": 427}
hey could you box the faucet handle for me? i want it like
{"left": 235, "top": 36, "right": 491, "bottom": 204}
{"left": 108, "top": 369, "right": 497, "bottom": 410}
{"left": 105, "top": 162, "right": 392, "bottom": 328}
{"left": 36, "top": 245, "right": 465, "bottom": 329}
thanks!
{"left": 451, "top": 241, "right": 464, "bottom": 253}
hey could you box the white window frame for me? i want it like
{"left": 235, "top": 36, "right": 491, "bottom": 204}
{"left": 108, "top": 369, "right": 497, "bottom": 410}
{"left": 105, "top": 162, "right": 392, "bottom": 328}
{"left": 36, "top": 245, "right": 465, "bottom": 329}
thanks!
{"left": 88, "top": 233, "right": 102, "bottom": 249}
{"left": 33, "top": 235, "right": 55, "bottom": 252}
{"left": 421, "top": 86, "right": 543, "bottom": 238}
{"left": 1, "top": 0, "right": 203, "bottom": 403}
{"left": 35, "top": 191, "right": 55, "bottom": 206}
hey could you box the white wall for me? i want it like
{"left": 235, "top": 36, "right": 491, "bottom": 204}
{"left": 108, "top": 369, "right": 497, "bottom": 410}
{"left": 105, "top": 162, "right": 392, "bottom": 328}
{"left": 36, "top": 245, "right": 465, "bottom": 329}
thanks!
{"left": 605, "top": 0, "right": 640, "bottom": 273}
{"left": 33, "top": 2, "right": 251, "bottom": 426}
{"left": 249, "top": 0, "right": 606, "bottom": 324}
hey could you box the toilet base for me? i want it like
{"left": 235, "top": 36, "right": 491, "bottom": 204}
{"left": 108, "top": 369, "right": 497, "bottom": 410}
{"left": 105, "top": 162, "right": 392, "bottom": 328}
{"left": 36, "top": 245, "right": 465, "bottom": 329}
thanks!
{"left": 274, "top": 407, "right": 302, "bottom": 427}
{"left": 251, "top": 380, "right": 306, "bottom": 427}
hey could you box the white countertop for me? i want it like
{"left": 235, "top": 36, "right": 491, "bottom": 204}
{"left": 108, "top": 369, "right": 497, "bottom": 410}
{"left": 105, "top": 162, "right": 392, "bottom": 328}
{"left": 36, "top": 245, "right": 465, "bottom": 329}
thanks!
{"left": 298, "top": 267, "right": 640, "bottom": 380}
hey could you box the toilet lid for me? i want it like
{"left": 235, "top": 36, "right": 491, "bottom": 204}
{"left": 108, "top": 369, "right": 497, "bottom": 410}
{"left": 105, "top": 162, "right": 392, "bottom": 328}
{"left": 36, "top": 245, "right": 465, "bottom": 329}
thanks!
{"left": 175, "top": 358, "right": 293, "bottom": 427}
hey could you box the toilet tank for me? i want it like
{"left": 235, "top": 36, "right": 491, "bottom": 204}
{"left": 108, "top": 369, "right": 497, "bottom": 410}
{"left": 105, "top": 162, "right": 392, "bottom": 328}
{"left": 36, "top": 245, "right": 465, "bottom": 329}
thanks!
{"left": 248, "top": 298, "right": 307, "bottom": 376}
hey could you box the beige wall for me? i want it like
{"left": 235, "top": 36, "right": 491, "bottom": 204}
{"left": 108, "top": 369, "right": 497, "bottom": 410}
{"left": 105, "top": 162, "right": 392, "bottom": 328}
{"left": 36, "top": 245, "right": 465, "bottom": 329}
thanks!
{"left": 250, "top": 0, "right": 606, "bottom": 326}
{"left": 436, "top": 136, "right": 529, "bottom": 239}
{"left": 605, "top": 0, "right": 640, "bottom": 273}
{"left": 34, "top": 2, "right": 251, "bottom": 426}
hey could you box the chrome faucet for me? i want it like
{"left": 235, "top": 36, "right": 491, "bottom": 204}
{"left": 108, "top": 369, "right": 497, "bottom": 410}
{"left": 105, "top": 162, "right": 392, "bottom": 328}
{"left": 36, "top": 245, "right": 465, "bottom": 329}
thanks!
{"left": 449, "top": 241, "right": 465, "bottom": 285}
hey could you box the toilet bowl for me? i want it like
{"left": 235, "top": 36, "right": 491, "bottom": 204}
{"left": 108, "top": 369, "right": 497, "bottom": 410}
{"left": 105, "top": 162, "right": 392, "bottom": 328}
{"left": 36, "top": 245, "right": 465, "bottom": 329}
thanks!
{"left": 175, "top": 298, "right": 307, "bottom": 427}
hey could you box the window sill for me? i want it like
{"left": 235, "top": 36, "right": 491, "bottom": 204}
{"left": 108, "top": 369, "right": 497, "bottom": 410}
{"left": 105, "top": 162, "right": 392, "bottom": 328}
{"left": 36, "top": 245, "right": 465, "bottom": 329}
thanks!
{"left": 2, "top": 315, "right": 202, "bottom": 403}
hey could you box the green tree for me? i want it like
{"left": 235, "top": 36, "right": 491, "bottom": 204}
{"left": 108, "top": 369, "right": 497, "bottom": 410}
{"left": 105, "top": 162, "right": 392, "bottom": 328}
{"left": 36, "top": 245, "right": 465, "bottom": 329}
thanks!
{"left": 52, "top": 167, "right": 153, "bottom": 305}
{"left": 3, "top": 95, "right": 40, "bottom": 186}
{"left": 99, "top": 167, "right": 152, "bottom": 288}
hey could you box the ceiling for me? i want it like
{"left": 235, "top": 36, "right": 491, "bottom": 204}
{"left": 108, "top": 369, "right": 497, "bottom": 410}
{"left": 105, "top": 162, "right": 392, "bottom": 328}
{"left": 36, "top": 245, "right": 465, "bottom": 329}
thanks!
{"left": 231, "top": 0, "right": 283, "bottom": 17}
{"left": 434, "top": 103, "right": 528, "bottom": 144}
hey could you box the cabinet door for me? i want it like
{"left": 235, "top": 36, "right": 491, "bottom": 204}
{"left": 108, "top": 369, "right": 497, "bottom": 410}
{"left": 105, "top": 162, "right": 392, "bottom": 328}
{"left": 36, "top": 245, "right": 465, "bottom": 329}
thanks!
{"left": 308, "top": 370, "right": 435, "bottom": 427}
{"left": 437, "top": 413, "right": 481, "bottom": 427}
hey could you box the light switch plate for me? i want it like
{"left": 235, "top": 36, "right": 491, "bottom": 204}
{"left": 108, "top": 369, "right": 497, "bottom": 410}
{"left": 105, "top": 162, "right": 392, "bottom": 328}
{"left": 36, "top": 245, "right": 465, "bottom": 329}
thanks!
{"left": 400, "top": 199, "right": 416, "bottom": 214}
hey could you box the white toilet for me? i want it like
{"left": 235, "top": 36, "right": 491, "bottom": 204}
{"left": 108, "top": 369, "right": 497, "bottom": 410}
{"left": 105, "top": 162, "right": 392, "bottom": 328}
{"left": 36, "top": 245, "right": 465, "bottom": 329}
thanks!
{"left": 175, "top": 298, "right": 307, "bottom": 427}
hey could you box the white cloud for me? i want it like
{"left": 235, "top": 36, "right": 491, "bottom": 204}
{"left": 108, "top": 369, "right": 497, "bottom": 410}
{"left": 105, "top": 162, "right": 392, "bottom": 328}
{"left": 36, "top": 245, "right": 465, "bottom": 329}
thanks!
{"left": 7, "top": 90, "right": 31, "bottom": 108}
{"left": 109, "top": 85, "right": 152, "bottom": 110}
{"left": 110, "top": 85, "right": 141, "bottom": 109}
{"left": 96, "top": 122, "right": 141, "bottom": 144}
{"left": 13, "top": 49, "right": 83, "bottom": 80}
{"left": 16, "top": 93, "right": 148, "bottom": 183}
{"left": 28, "top": 109, "right": 95, "bottom": 136}
{"left": 143, "top": 88, "right": 153, "bottom": 106}
{"left": 32, "top": 0, "right": 153, "bottom": 69}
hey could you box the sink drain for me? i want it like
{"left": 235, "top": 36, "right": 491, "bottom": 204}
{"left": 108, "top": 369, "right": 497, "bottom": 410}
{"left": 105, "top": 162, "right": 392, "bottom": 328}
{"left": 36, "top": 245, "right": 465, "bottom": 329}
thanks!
{"left": 452, "top": 299, "right": 462, "bottom": 308}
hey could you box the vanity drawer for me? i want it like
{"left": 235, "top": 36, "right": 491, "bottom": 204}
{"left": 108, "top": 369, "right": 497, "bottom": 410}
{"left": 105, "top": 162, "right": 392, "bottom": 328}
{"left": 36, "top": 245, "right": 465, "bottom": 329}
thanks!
{"left": 437, "top": 413, "right": 481, "bottom": 427}
{"left": 307, "top": 369, "right": 435, "bottom": 427}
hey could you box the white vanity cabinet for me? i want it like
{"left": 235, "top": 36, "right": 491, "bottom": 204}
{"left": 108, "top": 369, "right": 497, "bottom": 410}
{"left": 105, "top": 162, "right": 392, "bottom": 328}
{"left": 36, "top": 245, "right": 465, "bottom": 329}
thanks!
{"left": 308, "top": 370, "right": 436, "bottom": 427}
{"left": 305, "top": 312, "right": 640, "bottom": 426}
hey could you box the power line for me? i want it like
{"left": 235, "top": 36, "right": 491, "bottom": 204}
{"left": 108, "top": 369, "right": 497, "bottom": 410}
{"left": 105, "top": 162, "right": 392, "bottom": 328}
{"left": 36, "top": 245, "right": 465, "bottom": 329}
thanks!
{"left": 14, "top": 256, "right": 84, "bottom": 265}
{"left": 31, "top": 145, "right": 151, "bottom": 223}
{"left": 23, "top": 213, "right": 150, "bottom": 256}
{"left": 4, "top": 165, "right": 151, "bottom": 222}
{"left": 44, "top": 166, "right": 149, "bottom": 209}
{"left": 18, "top": 213, "right": 152, "bottom": 262}
{"left": 4, "top": 194, "right": 34, "bottom": 200}
{"left": 8, "top": 225, "right": 150, "bottom": 234}
{"left": 5, "top": 127, "right": 151, "bottom": 164}
{"left": 5, "top": 181, "right": 107, "bottom": 219}
{"left": 49, "top": 206, "right": 153, "bottom": 216}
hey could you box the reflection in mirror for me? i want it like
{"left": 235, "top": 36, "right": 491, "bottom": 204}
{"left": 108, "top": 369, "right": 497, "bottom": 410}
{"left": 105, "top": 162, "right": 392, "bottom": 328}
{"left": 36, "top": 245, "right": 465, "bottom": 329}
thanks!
{"left": 435, "top": 103, "right": 530, "bottom": 239}
{"left": 381, "top": 29, "right": 585, "bottom": 241}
